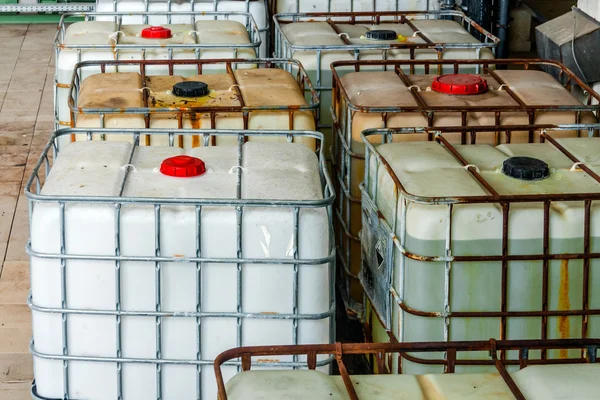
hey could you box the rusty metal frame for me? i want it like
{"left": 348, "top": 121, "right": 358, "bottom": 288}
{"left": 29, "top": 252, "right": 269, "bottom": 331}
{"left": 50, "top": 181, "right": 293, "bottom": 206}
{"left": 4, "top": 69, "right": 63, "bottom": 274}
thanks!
{"left": 330, "top": 59, "right": 600, "bottom": 319}
{"left": 68, "top": 58, "right": 319, "bottom": 140}
{"left": 359, "top": 124, "right": 600, "bottom": 370}
{"left": 274, "top": 10, "right": 499, "bottom": 133}
{"left": 214, "top": 338, "right": 599, "bottom": 400}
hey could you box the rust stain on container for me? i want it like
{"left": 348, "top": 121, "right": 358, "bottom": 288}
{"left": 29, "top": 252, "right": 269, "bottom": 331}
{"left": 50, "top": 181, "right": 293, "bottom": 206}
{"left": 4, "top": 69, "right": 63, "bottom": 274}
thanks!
{"left": 256, "top": 358, "right": 280, "bottom": 363}
{"left": 190, "top": 113, "right": 201, "bottom": 147}
{"left": 558, "top": 259, "right": 571, "bottom": 358}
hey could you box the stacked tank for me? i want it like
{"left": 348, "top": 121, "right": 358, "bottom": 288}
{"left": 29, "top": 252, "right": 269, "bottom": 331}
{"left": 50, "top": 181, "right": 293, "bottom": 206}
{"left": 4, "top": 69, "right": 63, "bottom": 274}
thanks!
{"left": 64, "top": 58, "right": 318, "bottom": 148}
{"left": 54, "top": 11, "right": 261, "bottom": 130}
{"left": 31, "top": 7, "right": 332, "bottom": 400}
{"left": 330, "top": 59, "right": 600, "bottom": 317}
{"left": 360, "top": 124, "right": 600, "bottom": 374}
{"left": 24, "top": 3, "right": 600, "bottom": 399}
{"left": 27, "top": 129, "right": 335, "bottom": 399}
{"left": 94, "top": 0, "right": 271, "bottom": 57}
{"left": 274, "top": 10, "right": 499, "bottom": 153}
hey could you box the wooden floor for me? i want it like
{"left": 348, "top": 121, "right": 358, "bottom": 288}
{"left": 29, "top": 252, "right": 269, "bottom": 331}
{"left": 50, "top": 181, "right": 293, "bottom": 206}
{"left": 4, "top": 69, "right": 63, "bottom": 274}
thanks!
{"left": 0, "top": 23, "right": 56, "bottom": 399}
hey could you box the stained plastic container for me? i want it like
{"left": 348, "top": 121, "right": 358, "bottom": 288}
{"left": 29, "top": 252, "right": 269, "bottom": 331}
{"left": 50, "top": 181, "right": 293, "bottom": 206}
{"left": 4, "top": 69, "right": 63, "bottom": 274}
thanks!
{"left": 213, "top": 339, "right": 600, "bottom": 400}
{"left": 274, "top": 10, "right": 499, "bottom": 150}
{"left": 360, "top": 126, "right": 600, "bottom": 374}
{"left": 26, "top": 128, "right": 335, "bottom": 400}
{"left": 94, "top": 0, "right": 270, "bottom": 57}
{"left": 331, "top": 59, "right": 600, "bottom": 316}
{"left": 55, "top": 11, "right": 261, "bottom": 130}
{"left": 65, "top": 59, "right": 318, "bottom": 150}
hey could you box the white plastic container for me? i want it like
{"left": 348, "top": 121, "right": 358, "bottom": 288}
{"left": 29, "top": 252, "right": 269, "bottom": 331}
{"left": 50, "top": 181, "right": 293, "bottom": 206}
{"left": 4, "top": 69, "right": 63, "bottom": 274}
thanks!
{"left": 274, "top": 10, "right": 498, "bottom": 150}
{"left": 55, "top": 12, "right": 261, "bottom": 130}
{"left": 94, "top": 0, "right": 270, "bottom": 57}
{"left": 67, "top": 59, "right": 318, "bottom": 150}
{"left": 332, "top": 59, "right": 600, "bottom": 316}
{"left": 27, "top": 129, "right": 335, "bottom": 400}
{"left": 360, "top": 127, "right": 600, "bottom": 374}
{"left": 223, "top": 364, "right": 600, "bottom": 399}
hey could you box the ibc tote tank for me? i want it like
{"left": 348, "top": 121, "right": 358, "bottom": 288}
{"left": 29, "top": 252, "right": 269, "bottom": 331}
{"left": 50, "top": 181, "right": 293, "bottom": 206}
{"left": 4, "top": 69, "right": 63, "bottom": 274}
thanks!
{"left": 55, "top": 12, "right": 261, "bottom": 130}
{"left": 94, "top": 0, "right": 271, "bottom": 57}
{"left": 274, "top": 10, "right": 498, "bottom": 150}
{"left": 26, "top": 129, "right": 335, "bottom": 400}
{"left": 65, "top": 59, "right": 318, "bottom": 150}
{"left": 330, "top": 59, "right": 600, "bottom": 317}
{"left": 360, "top": 126, "right": 600, "bottom": 374}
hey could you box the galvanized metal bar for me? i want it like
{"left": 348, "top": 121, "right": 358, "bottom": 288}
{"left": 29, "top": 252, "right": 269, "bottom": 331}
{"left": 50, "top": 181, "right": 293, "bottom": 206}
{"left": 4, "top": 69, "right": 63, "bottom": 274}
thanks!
{"left": 195, "top": 205, "right": 203, "bottom": 400}
{"left": 235, "top": 134, "right": 244, "bottom": 373}
{"left": 292, "top": 207, "right": 300, "bottom": 369}
{"left": 59, "top": 201, "right": 69, "bottom": 399}
{"left": 154, "top": 204, "right": 163, "bottom": 399}
{"left": 114, "top": 203, "right": 123, "bottom": 400}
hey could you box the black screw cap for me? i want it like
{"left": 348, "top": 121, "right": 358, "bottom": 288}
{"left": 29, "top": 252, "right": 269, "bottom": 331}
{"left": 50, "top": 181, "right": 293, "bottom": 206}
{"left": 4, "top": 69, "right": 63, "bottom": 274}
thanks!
{"left": 365, "top": 30, "right": 398, "bottom": 41}
{"left": 172, "top": 81, "right": 209, "bottom": 97}
{"left": 501, "top": 157, "right": 550, "bottom": 181}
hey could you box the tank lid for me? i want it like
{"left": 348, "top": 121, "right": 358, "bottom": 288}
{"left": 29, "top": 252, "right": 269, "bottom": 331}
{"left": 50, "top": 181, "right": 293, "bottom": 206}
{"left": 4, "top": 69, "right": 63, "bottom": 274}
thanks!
{"left": 431, "top": 74, "right": 489, "bottom": 95}
{"left": 160, "top": 155, "right": 206, "bottom": 178}
{"left": 365, "top": 30, "right": 398, "bottom": 41}
{"left": 172, "top": 81, "right": 209, "bottom": 97}
{"left": 141, "top": 26, "right": 172, "bottom": 39}
{"left": 502, "top": 157, "right": 550, "bottom": 181}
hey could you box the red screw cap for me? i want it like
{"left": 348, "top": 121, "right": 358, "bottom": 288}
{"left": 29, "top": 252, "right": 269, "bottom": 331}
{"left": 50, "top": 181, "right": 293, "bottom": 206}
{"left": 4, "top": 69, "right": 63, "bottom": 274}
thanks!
{"left": 431, "top": 74, "right": 489, "bottom": 95}
{"left": 160, "top": 155, "right": 206, "bottom": 178}
{"left": 141, "top": 26, "right": 172, "bottom": 39}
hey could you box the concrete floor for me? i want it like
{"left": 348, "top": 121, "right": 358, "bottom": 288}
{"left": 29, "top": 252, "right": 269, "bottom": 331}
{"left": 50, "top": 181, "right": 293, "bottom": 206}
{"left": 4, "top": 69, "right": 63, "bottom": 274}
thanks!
{"left": 0, "top": 23, "right": 55, "bottom": 399}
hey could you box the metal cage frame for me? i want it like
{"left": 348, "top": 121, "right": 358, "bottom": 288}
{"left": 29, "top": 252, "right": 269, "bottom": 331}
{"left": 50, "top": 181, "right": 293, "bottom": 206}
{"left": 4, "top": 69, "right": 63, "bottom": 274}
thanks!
{"left": 274, "top": 10, "right": 500, "bottom": 132}
{"left": 54, "top": 11, "right": 263, "bottom": 129}
{"left": 26, "top": 128, "right": 336, "bottom": 400}
{"left": 214, "top": 338, "right": 599, "bottom": 400}
{"left": 360, "top": 124, "right": 600, "bottom": 368}
{"left": 330, "top": 58, "right": 600, "bottom": 319}
{"left": 67, "top": 58, "right": 320, "bottom": 136}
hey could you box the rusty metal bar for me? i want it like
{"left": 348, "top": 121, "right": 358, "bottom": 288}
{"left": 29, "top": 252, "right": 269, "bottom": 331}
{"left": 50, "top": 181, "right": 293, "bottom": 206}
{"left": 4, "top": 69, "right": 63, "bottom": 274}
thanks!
{"left": 490, "top": 340, "right": 526, "bottom": 400}
{"left": 335, "top": 342, "right": 359, "bottom": 400}
{"left": 214, "top": 338, "right": 599, "bottom": 400}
